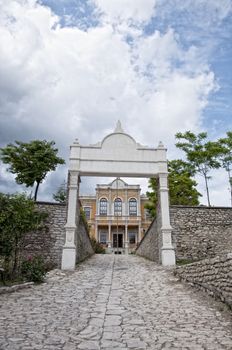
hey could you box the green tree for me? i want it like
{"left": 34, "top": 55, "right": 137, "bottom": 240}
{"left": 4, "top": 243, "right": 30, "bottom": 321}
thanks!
{"left": 146, "top": 160, "right": 201, "bottom": 217}
{"left": 145, "top": 180, "right": 158, "bottom": 218}
{"left": 0, "top": 140, "right": 65, "bottom": 200}
{"left": 0, "top": 193, "right": 47, "bottom": 279}
{"left": 175, "top": 131, "right": 222, "bottom": 206}
{"left": 218, "top": 131, "right": 232, "bottom": 206}
{"left": 53, "top": 181, "right": 67, "bottom": 203}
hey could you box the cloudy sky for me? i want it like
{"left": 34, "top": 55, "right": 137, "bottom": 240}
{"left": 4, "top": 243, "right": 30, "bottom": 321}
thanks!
{"left": 0, "top": 0, "right": 232, "bottom": 205}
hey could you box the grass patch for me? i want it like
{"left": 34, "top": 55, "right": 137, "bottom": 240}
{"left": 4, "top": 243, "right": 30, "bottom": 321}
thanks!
{"left": 176, "top": 259, "right": 193, "bottom": 266}
{"left": 0, "top": 278, "right": 25, "bottom": 287}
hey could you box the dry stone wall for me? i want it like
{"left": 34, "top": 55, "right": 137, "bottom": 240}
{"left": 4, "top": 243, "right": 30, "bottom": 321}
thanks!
{"left": 175, "top": 253, "right": 232, "bottom": 309}
{"left": 76, "top": 215, "right": 94, "bottom": 263}
{"left": 23, "top": 202, "right": 66, "bottom": 267}
{"left": 171, "top": 206, "right": 232, "bottom": 261}
{"left": 136, "top": 206, "right": 232, "bottom": 264}
{"left": 136, "top": 191, "right": 164, "bottom": 263}
{"left": 22, "top": 202, "right": 94, "bottom": 268}
{"left": 136, "top": 219, "right": 160, "bottom": 263}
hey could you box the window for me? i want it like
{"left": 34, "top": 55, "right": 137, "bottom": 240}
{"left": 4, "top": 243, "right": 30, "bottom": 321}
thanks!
{"left": 129, "top": 232, "right": 136, "bottom": 244}
{"left": 83, "top": 206, "right": 91, "bottom": 220}
{"left": 100, "top": 233, "right": 107, "bottom": 244}
{"left": 99, "top": 198, "right": 107, "bottom": 216}
{"left": 129, "top": 198, "right": 137, "bottom": 216}
{"left": 114, "top": 198, "right": 122, "bottom": 216}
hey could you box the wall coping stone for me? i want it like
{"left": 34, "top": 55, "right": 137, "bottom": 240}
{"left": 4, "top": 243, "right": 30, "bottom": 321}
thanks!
{"left": 36, "top": 201, "right": 66, "bottom": 206}
{"left": 170, "top": 205, "right": 232, "bottom": 210}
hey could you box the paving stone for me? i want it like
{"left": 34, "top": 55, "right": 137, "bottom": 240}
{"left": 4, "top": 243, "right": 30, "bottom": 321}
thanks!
{"left": 126, "top": 339, "right": 147, "bottom": 349}
{"left": 105, "top": 315, "right": 122, "bottom": 326}
{"left": 0, "top": 255, "right": 232, "bottom": 350}
{"left": 100, "top": 339, "right": 126, "bottom": 348}
{"left": 78, "top": 340, "right": 100, "bottom": 349}
{"left": 102, "top": 331, "right": 122, "bottom": 340}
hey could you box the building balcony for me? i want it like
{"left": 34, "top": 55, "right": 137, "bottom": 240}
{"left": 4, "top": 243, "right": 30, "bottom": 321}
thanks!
{"left": 95, "top": 214, "right": 142, "bottom": 225}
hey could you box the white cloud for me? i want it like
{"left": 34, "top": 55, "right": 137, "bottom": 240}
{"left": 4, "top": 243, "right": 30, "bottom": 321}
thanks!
{"left": 0, "top": 0, "right": 230, "bottom": 204}
{"left": 196, "top": 168, "right": 231, "bottom": 207}
{"left": 92, "top": 0, "right": 156, "bottom": 24}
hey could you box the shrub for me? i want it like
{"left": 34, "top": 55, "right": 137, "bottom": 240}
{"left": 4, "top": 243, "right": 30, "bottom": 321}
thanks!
{"left": 90, "top": 237, "right": 105, "bottom": 254}
{"left": 21, "top": 256, "right": 46, "bottom": 283}
{"left": 0, "top": 192, "right": 47, "bottom": 280}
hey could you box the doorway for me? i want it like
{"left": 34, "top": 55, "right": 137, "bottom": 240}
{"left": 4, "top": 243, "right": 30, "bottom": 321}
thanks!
{"left": 113, "top": 233, "right": 123, "bottom": 248}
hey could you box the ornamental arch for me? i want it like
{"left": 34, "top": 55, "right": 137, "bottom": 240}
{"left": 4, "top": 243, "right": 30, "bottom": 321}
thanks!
{"left": 62, "top": 121, "right": 175, "bottom": 270}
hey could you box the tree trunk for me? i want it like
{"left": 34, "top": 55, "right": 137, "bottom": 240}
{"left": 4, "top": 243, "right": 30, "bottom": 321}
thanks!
{"left": 34, "top": 181, "right": 40, "bottom": 201}
{"left": 4, "top": 255, "right": 11, "bottom": 280}
{"left": 228, "top": 168, "right": 232, "bottom": 207}
{"left": 204, "top": 174, "right": 211, "bottom": 207}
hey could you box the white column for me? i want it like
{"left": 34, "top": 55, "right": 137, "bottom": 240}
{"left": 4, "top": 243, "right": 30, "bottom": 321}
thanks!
{"left": 95, "top": 221, "right": 98, "bottom": 241}
{"left": 61, "top": 171, "right": 79, "bottom": 270}
{"left": 95, "top": 188, "right": 99, "bottom": 242}
{"left": 109, "top": 188, "right": 112, "bottom": 215}
{"left": 125, "top": 186, "right": 128, "bottom": 216}
{"left": 107, "top": 222, "right": 112, "bottom": 249}
{"left": 158, "top": 173, "right": 176, "bottom": 266}
{"left": 107, "top": 188, "right": 112, "bottom": 252}
{"left": 137, "top": 188, "right": 141, "bottom": 244}
{"left": 124, "top": 223, "right": 129, "bottom": 254}
{"left": 125, "top": 187, "right": 129, "bottom": 254}
{"left": 138, "top": 188, "right": 141, "bottom": 217}
{"left": 96, "top": 188, "right": 99, "bottom": 216}
{"left": 138, "top": 222, "right": 142, "bottom": 242}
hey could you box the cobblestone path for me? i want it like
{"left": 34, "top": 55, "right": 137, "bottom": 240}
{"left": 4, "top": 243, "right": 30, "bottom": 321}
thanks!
{"left": 0, "top": 255, "right": 232, "bottom": 350}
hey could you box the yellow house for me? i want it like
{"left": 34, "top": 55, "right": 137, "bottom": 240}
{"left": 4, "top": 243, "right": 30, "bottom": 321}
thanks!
{"left": 80, "top": 178, "right": 152, "bottom": 253}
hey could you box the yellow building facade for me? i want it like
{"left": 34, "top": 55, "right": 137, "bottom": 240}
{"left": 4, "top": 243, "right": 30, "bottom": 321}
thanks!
{"left": 80, "top": 178, "right": 152, "bottom": 253}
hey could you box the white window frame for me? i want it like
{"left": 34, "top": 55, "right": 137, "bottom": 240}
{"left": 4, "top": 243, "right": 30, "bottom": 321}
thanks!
{"left": 129, "top": 198, "right": 137, "bottom": 216}
{"left": 99, "top": 198, "right": 108, "bottom": 216}
{"left": 114, "top": 197, "right": 122, "bottom": 216}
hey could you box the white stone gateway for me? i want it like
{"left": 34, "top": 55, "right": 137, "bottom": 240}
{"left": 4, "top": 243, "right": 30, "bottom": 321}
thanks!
{"left": 62, "top": 121, "right": 176, "bottom": 269}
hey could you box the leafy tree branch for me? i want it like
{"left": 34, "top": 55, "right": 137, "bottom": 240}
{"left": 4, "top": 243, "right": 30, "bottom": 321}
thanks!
{"left": 175, "top": 131, "right": 222, "bottom": 206}
{"left": 0, "top": 140, "right": 65, "bottom": 200}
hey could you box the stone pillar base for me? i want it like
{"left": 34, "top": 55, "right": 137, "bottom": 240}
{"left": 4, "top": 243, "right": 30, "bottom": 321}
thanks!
{"left": 106, "top": 241, "right": 112, "bottom": 254}
{"left": 161, "top": 248, "right": 176, "bottom": 266}
{"left": 61, "top": 246, "right": 76, "bottom": 270}
{"left": 124, "top": 241, "right": 129, "bottom": 255}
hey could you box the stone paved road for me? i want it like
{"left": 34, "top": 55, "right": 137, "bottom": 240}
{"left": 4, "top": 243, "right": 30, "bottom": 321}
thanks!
{"left": 0, "top": 255, "right": 232, "bottom": 350}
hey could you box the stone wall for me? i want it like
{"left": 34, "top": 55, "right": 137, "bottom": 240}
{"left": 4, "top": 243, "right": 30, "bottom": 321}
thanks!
{"left": 171, "top": 206, "right": 232, "bottom": 261}
{"left": 23, "top": 202, "right": 94, "bottom": 268}
{"left": 76, "top": 214, "right": 94, "bottom": 263}
{"left": 175, "top": 253, "right": 232, "bottom": 309}
{"left": 136, "top": 219, "right": 160, "bottom": 263}
{"left": 136, "top": 206, "right": 232, "bottom": 264}
{"left": 23, "top": 202, "right": 66, "bottom": 267}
